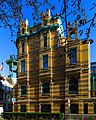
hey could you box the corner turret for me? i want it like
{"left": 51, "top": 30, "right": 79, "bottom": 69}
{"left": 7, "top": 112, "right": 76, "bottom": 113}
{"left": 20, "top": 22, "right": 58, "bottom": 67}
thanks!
{"left": 67, "top": 20, "right": 78, "bottom": 40}
{"left": 41, "top": 9, "right": 51, "bottom": 26}
{"left": 17, "top": 19, "right": 29, "bottom": 36}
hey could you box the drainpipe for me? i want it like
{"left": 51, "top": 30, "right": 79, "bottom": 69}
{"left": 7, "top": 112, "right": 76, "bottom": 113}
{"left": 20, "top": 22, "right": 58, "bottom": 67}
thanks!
{"left": 88, "top": 41, "right": 91, "bottom": 98}
{"left": 92, "top": 75, "right": 94, "bottom": 90}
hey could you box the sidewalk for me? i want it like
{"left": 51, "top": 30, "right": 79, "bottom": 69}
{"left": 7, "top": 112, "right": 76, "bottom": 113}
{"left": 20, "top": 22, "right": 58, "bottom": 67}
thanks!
{"left": 0, "top": 116, "right": 4, "bottom": 120}
{"left": 0, "top": 118, "right": 4, "bottom": 120}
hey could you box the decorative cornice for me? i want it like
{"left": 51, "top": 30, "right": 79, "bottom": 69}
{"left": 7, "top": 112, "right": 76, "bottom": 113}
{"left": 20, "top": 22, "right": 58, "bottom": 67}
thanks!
{"left": 16, "top": 24, "right": 59, "bottom": 42}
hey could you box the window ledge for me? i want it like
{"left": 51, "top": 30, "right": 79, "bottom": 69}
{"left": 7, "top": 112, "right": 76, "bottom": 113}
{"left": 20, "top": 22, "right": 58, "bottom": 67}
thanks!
{"left": 69, "top": 63, "right": 77, "bottom": 65}
{"left": 19, "top": 72, "right": 27, "bottom": 75}
{"left": 19, "top": 53, "right": 27, "bottom": 56}
{"left": 40, "top": 47, "right": 51, "bottom": 51}
{"left": 42, "top": 68, "right": 48, "bottom": 71}
{"left": 68, "top": 92, "right": 78, "bottom": 94}
{"left": 41, "top": 93, "right": 50, "bottom": 96}
{"left": 20, "top": 95, "right": 26, "bottom": 97}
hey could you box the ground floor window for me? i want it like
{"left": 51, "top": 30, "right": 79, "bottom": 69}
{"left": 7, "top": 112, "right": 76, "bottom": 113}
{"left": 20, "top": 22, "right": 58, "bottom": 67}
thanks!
{"left": 94, "top": 103, "right": 96, "bottom": 114}
{"left": 41, "top": 104, "right": 51, "bottom": 112}
{"left": 70, "top": 104, "right": 78, "bottom": 114}
{"left": 60, "top": 104, "right": 65, "bottom": 113}
{"left": 0, "top": 91, "right": 3, "bottom": 100}
{"left": 20, "top": 105, "right": 26, "bottom": 112}
{"left": 84, "top": 103, "right": 88, "bottom": 114}
{"left": 8, "top": 104, "right": 12, "bottom": 112}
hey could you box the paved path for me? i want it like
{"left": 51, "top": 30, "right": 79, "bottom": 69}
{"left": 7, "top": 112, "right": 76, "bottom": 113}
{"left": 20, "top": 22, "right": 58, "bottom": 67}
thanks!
{"left": 0, "top": 117, "right": 4, "bottom": 120}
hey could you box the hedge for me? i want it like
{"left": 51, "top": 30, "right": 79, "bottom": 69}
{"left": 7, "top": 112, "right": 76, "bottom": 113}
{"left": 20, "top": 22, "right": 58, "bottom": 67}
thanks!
{"left": 2, "top": 112, "right": 64, "bottom": 120}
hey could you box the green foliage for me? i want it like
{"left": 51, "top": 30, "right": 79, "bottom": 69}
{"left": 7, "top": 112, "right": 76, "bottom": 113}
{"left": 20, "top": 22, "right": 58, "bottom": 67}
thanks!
{"left": 2, "top": 112, "right": 64, "bottom": 120}
{"left": 59, "top": 113, "right": 64, "bottom": 120}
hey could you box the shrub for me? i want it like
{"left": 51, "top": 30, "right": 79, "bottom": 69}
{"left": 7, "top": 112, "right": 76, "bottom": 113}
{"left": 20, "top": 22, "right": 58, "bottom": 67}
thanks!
{"left": 2, "top": 112, "right": 64, "bottom": 120}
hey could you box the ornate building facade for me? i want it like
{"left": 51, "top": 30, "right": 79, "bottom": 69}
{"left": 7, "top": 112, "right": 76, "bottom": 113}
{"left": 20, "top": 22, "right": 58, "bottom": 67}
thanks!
{"left": 14, "top": 9, "right": 94, "bottom": 114}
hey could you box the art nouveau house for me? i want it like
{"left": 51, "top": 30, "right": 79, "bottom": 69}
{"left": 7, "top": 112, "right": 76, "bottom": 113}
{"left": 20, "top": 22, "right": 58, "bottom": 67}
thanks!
{"left": 14, "top": 9, "right": 95, "bottom": 114}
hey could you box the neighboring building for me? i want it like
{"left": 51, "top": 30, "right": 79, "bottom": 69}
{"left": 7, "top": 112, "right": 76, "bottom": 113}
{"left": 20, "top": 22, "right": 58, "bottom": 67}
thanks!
{"left": 14, "top": 9, "right": 94, "bottom": 114}
{"left": 0, "top": 54, "right": 17, "bottom": 113}
{"left": 91, "top": 62, "right": 96, "bottom": 98}
{"left": 6, "top": 54, "right": 17, "bottom": 85}
{"left": 0, "top": 75, "right": 13, "bottom": 112}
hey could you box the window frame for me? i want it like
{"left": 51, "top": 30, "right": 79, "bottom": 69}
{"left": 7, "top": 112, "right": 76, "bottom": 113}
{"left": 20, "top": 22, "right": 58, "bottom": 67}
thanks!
{"left": 22, "top": 41, "right": 25, "bottom": 53}
{"left": 60, "top": 104, "right": 65, "bottom": 113}
{"left": 21, "top": 60, "right": 25, "bottom": 72}
{"left": 41, "top": 104, "right": 51, "bottom": 112}
{"left": 68, "top": 77, "right": 78, "bottom": 94}
{"left": 20, "top": 105, "right": 26, "bottom": 112}
{"left": 70, "top": 47, "right": 77, "bottom": 64}
{"left": 70, "top": 104, "right": 78, "bottom": 114}
{"left": 0, "top": 91, "right": 3, "bottom": 100}
{"left": 44, "top": 33, "right": 47, "bottom": 48}
{"left": 94, "top": 103, "right": 96, "bottom": 114}
{"left": 42, "top": 81, "right": 50, "bottom": 95}
{"left": 20, "top": 85, "right": 26, "bottom": 96}
{"left": 42, "top": 54, "right": 48, "bottom": 69}
{"left": 84, "top": 103, "right": 88, "bottom": 114}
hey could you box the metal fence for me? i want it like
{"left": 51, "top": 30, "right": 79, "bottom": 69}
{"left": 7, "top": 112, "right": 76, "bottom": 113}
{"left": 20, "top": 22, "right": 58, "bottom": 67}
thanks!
{"left": 65, "top": 114, "right": 96, "bottom": 120}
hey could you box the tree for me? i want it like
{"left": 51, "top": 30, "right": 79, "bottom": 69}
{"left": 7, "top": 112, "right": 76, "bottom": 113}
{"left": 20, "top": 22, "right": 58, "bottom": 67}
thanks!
{"left": 0, "top": 0, "right": 96, "bottom": 39}
{"left": 0, "top": 0, "right": 54, "bottom": 34}
{"left": 0, "top": 0, "right": 22, "bottom": 32}
{"left": 56, "top": 0, "right": 96, "bottom": 40}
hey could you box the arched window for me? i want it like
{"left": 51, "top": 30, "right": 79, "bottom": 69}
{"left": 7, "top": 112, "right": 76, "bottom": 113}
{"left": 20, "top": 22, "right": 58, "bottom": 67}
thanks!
{"left": 69, "top": 77, "right": 78, "bottom": 94}
{"left": 22, "top": 28, "right": 25, "bottom": 34}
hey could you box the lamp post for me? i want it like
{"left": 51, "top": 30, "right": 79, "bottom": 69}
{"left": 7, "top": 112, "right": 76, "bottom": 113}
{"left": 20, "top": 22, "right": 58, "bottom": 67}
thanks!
{"left": 12, "top": 97, "right": 16, "bottom": 112}
{"left": 68, "top": 99, "right": 71, "bottom": 120}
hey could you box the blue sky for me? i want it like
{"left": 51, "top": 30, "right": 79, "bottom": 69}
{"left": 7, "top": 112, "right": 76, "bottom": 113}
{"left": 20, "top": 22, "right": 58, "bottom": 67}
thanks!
{"left": 0, "top": 0, "right": 96, "bottom": 76}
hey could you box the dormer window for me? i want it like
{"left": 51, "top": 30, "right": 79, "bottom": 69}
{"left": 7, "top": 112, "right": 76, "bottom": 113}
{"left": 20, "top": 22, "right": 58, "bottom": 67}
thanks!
{"left": 22, "top": 28, "right": 25, "bottom": 34}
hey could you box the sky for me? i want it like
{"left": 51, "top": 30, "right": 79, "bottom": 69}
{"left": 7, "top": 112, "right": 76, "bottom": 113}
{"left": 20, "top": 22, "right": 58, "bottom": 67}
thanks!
{"left": 0, "top": 0, "right": 96, "bottom": 76}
